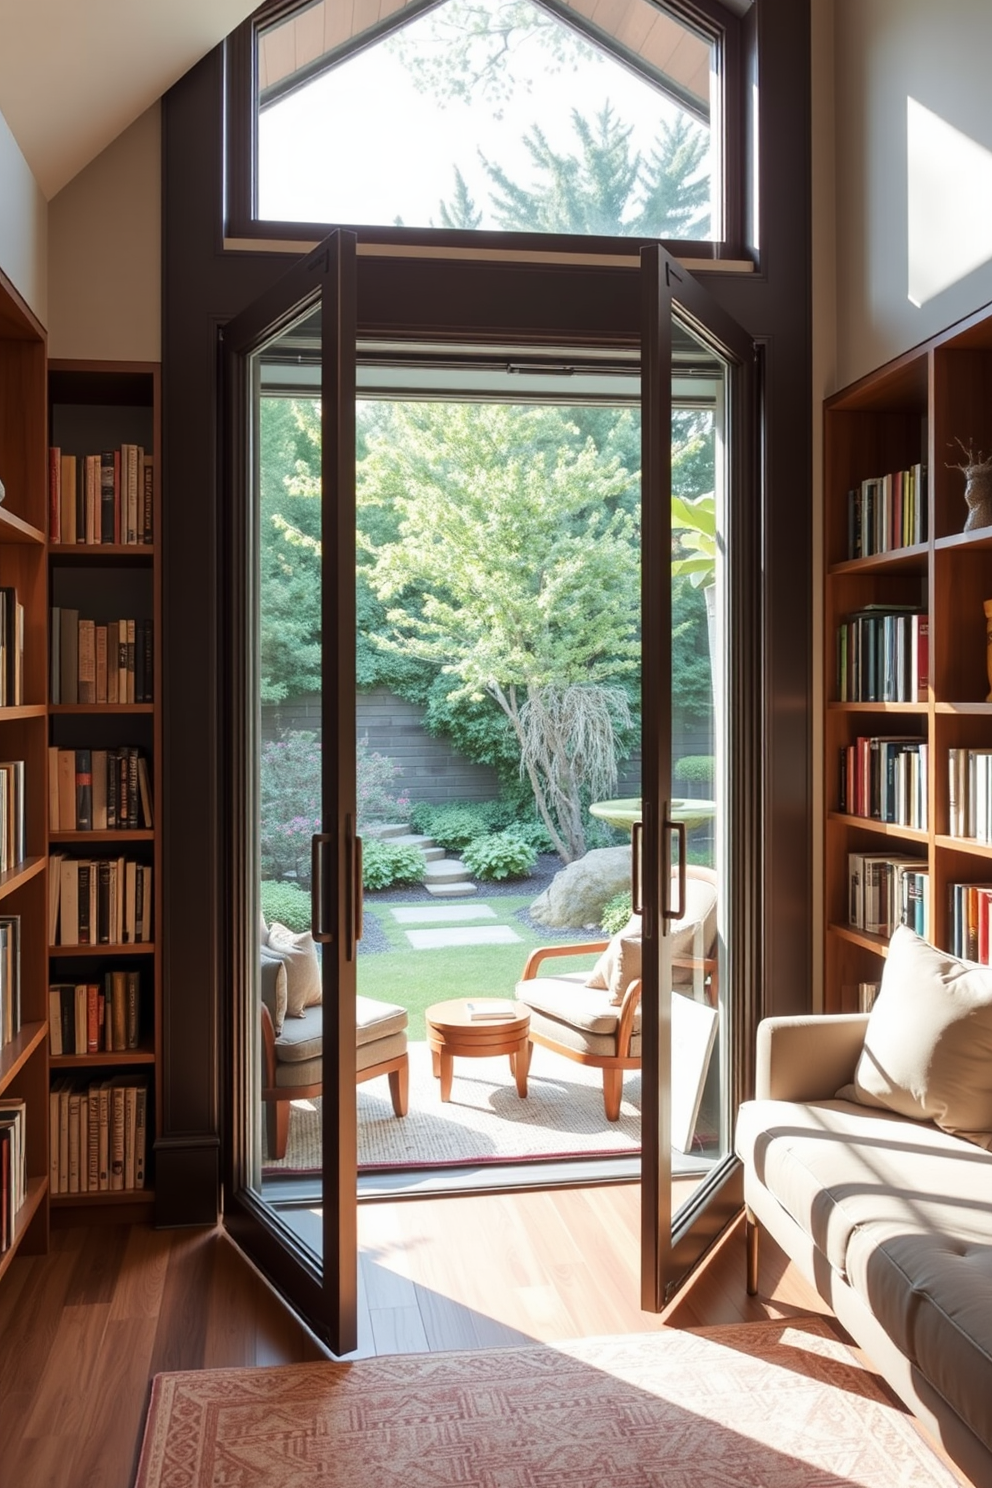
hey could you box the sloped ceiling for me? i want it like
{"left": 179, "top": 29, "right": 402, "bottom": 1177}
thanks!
{"left": 0, "top": 0, "right": 260, "bottom": 199}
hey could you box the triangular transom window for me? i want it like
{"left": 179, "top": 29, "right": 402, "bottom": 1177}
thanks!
{"left": 255, "top": 0, "right": 720, "bottom": 239}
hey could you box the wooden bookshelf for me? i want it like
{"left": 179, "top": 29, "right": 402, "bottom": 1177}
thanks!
{"left": 0, "top": 266, "right": 50, "bottom": 1268}
{"left": 47, "top": 360, "right": 161, "bottom": 1211}
{"left": 824, "top": 303, "right": 992, "bottom": 1007}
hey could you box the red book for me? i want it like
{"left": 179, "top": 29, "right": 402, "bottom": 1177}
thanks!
{"left": 86, "top": 983, "right": 100, "bottom": 1053}
{"left": 915, "top": 615, "right": 929, "bottom": 702}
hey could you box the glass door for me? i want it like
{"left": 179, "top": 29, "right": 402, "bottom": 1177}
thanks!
{"left": 222, "top": 231, "right": 360, "bottom": 1356}
{"left": 223, "top": 233, "right": 756, "bottom": 1344}
{"left": 648, "top": 250, "right": 757, "bottom": 1304}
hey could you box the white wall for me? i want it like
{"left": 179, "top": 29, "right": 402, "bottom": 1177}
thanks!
{"left": 833, "top": 0, "right": 992, "bottom": 391}
{"left": 0, "top": 104, "right": 47, "bottom": 325}
{"left": 47, "top": 104, "right": 161, "bottom": 361}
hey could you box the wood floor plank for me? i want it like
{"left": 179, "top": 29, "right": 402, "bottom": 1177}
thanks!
{"left": 0, "top": 1192, "right": 973, "bottom": 1488}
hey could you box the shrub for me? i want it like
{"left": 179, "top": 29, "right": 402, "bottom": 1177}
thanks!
{"left": 356, "top": 735, "right": 411, "bottom": 828}
{"left": 260, "top": 730, "right": 411, "bottom": 889}
{"left": 600, "top": 889, "right": 633, "bottom": 936}
{"left": 674, "top": 754, "right": 715, "bottom": 787}
{"left": 462, "top": 831, "right": 537, "bottom": 882}
{"left": 420, "top": 803, "right": 492, "bottom": 851}
{"left": 261, "top": 879, "right": 312, "bottom": 933}
{"left": 260, "top": 732, "right": 322, "bottom": 887}
{"left": 362, "top": 839, "right": 425, "bottom": 891}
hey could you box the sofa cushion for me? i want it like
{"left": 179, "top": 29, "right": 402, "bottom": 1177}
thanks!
{"left": 735, "top": 1096, "right": 992, "bottom": 1277}
{"left": 273, "top": 1005, "right": 323, "bottom": 1064}
{"left": 356, "top": 994, "right": 407, "bottom": 1046}
{"left": 517, "top": 973, "right": 636, "bottom": 1037}
{"left": 837, "top": 926, "right": 992, "bottom": 1149}
{"left": 845, "top": 1222, "right": 992, "bottom": 1456}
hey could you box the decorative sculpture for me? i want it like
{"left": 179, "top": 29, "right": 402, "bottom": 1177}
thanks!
{"left": 948, "top": 438, "right": 992, "bottom": 531}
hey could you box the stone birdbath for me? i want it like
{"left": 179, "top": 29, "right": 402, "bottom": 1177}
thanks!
{"left": 589, "top": 797, "right": 717, "bottom": 833}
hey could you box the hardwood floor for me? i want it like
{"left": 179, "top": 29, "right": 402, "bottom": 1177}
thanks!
{"left": 0, "top": 1185, "right": 962, "bottom": 1488}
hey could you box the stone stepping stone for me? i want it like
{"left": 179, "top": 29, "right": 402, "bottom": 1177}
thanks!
{"left": 363, "top": 822, "right": 411, "bottom": 840}
{"left": 391, "top": 905, "right": 497, "bottom": 924}
{"left": 425, "top": 881, "right": 478, "bottom": 898}
{"left": 405, "top": 925, "right": 522, "bottom": 949}
{"left": 424, "top": 857, "right": 470, "bottom": 885}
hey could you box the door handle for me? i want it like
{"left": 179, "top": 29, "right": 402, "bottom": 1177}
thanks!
{"left": 663, "top": 820, "right": 687, "bottom": 921}
{"left": 354, "top": 835, "right": 363, "bottom": 945}
{"left": 631, "top": 819, "right": 643, "bottom": 915}
{"left": 311, "top": 833, "right": 335, "bottom": 943}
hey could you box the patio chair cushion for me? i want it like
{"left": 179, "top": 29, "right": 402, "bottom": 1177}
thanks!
{"left": 516, "top": 973, "right": 642, "bottom": 1059}
{"left": 356, "top": 994, "right": 408, "bottom": 1047}
{"left": 260, "top": 951, "right": 288, "bottom": 1034}
{"left": 273, "top": 1006, "right": 323, "bottom": 1064}
{"left": 265, "top": 921, "right": 322, "bottom": 1017}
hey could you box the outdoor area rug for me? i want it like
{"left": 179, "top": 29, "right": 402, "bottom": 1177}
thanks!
{"left": 263, "top": 1040, "right": 643, "bottom": 1174}
{"left": 134, "top": 1317, "right": 961, "bottom": 1488}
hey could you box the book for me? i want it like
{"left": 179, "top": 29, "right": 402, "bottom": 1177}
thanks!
{"left": 75, "top": 748, "right": 93, "bottom": 831}
{"left": 78, "top": 618, "right": 96, "bottom": 703}
{"left": 465, "top": 999, "right": 518, "bottom": 1020}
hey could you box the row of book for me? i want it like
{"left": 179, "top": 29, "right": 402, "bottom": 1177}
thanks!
{"left": 49, "top": 969, "right": 143, "bottom": 1055}
{"left": 0, "top": 586, "right": 24, "bottom": 707}
{"left": 947, "top": 881, "right": 992, "bottom": 964}
{"left": 48, "top": 445, "right": 153, "bottom": 547}
{"left": 0, "top": 915, "right": 21, "bottom": 1050}
{"left": 839, "top": 735, "right": 928, "bottom": 829}
{"left": 847, "top": 852, "right": 929, "bottom": 937}
{"left": 49, "top": 1076, "right": 148, "bottom": 1194}
{"left": 836, "top": 606, "right": 928, "bottom": 702}
{"left": 0, "top": 759, "right": 25, "bottom": 874}
{"left": 48, "top": 854, "right": 152, "bottom": 947}
{"left": 48, "top": 746, "right": 153, "bottom": 832}
{"left": 947, "top": 748, "right": 992, "bottom": 841}
{"left": 50, "top": 609, "right": 153, "bottom": 705}
{"left": 846, "top": 463, "right": 927, "bottom": 558}
{"left": 0, "top": 1097, "right": 26, "bottom": 1252}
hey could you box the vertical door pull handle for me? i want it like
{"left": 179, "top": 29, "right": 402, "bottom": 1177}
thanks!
{"left": 311, "top": 833, "right": 335, "bottom": 943}
{"left": 354, "top": 836, "right": 363, "bottom": 944}
{"left": 631, "top": 819, "right": 644, "bottom": 915}
{"left": 663, "top": 820, "right": 687, "bottom": 921}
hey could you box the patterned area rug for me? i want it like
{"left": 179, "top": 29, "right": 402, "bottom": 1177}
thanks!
{"left": 135, "top": 1318, "right": 960, "bottom": 1488}
{"left": 264, "top": 1041, "right": 647, "bottom": 1174}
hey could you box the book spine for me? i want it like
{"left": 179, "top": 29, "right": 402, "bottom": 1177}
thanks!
{"left": 100, "top": 452, "right": 116, "bottom": 543}
{"left": 75, "top": 748, "right": 92, "bottom": 831}
{"left": 110, "top": 1085, "right": 125, "bottom": 1190}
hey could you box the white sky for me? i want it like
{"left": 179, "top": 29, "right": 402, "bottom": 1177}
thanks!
{"left": 258, "top": 11, "right": 701, "bottom": 230}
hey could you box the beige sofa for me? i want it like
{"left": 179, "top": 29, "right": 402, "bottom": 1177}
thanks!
{"left": 736, "top": 985, "right": 992, "bottom": 1487}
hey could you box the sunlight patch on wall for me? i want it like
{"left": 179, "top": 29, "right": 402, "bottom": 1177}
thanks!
{"left": 907, "top": 98, "right": 992, "bottom": 307}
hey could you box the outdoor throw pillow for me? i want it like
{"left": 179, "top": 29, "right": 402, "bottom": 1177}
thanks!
{"left": 837, "top": 924, "right": 992, "bottom": 1149}
{"left": 259, "top": 950, "right": 289, "bottom": 1035}
{"left": 265, "top": 921, "right": 322, "bottom": 1018}
{"left": 587, "top": 915, "right": 643, "bottom": 1005}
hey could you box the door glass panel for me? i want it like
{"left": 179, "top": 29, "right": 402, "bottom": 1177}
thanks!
{"left": 249, "top": 301, "right": 326, "bottom": 1252}
{"left": 669, "top": 314, "right": 731, "bottom": 1229}
{"left": 248, "top": 321, "right": 732, "bottom": 1260}
{"left": 256, "top": 0, "right": 718, "bottom": 239}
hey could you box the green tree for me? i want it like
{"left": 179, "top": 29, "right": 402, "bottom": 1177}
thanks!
{"left": 358, "top": 402, "right": 641, "bottom": 860}
{"left": 258, "top": 398, "right": 323, "bottom": 702}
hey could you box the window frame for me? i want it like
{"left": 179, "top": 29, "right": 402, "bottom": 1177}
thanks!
{"left": 225, "top": 0, "right": 747, "bottom": 259}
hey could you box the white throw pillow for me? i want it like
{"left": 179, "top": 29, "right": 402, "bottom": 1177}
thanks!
{"left": 837, "top": 924, "right": 992, "bottom": 1149}
{"left": 265, "top": 921, "right": 322, "bottom": 1018}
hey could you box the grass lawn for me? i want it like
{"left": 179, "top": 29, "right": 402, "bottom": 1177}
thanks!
{"left": 357, "top": 894, "right": 597, "bottom": 1041}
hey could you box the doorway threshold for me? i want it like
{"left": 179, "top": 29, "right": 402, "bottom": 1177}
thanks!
{"left": 261, "top": 1149, "right": 717, "bottom": 1208}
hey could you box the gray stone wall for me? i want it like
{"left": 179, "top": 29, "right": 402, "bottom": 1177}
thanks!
{"left": 261, "top": 688, "right": 713, "bottom": 809}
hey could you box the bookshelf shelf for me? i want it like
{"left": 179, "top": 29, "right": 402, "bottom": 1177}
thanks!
{"left": 49, "top": 830, "right": 154, "bottom": 844}
{"left": 0, "top": 856, "right": 47, "bottom": 899}
{"left": 49, "top": 942, "right": 156, "bottom": 957}
{"left": 0, "top": 1176, "right": 48, "bottom": 1282}
{"left": 47, "top": 358, "right": 161, "bottom": 1216}
{"left": 0, "top": 509, "right": 45, "bottom": 546}
{"left": 51, "top": 1186, "right": 153, "bottom": 1209}
{"left": 824, "top": 302, "right": 992, "bottom": 1007}
{"left": 50, "top": 1047, "right": 155, "bottom": 1069}
{"left": 0, "top": 1021, "right": 47, "bottom": 1093}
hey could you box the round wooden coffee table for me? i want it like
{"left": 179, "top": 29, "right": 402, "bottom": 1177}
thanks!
{"left": 425, "top": 998, "right": 532, "bottom": 1102}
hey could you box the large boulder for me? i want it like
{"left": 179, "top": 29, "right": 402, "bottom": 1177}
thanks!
{"left": 529, "top": 846, "right": 632, "bottom": 929}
